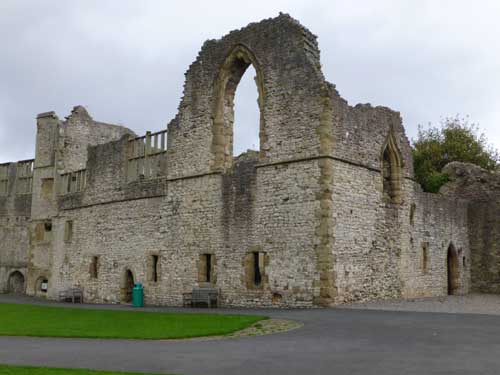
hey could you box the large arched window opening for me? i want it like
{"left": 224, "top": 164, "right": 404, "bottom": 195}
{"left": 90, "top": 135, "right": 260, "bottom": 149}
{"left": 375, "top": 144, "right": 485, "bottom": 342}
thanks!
{"left": 233, "top": 65, "right": 260, "bottom": 157}
{"left": 212, "top": 45, "right": 265, "bottom": 170}
{"left": 381, "top": 132, "right": 403, "bottom": 204}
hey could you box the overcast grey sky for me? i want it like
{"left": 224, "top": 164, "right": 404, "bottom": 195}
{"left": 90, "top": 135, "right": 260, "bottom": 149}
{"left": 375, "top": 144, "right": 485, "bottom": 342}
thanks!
{"left": 1, "top": 0, "right": 499, "bottom": 162}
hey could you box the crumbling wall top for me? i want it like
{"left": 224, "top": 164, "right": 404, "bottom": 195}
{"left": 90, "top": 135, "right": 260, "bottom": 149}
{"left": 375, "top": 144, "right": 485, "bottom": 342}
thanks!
{"left": 36, "top": 111, "right": 58, "bottom": 120}
{"left": 441, "top": 162, "right": 500, "bottom": 201}
{"left": 166, "top": 13, "right": 329, "bottom": 177}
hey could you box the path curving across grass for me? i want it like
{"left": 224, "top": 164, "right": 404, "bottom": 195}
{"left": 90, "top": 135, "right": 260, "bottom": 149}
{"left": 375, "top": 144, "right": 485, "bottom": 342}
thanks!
{"left": 0, "top": 365, "right": 167, "bottom": 375}
{"left": 0, "top": 303, "right": 265, "bottom": 340}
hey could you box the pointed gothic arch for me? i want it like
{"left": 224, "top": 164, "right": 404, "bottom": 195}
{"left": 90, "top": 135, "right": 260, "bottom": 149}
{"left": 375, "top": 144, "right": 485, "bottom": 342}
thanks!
{"left": 381, "top": 131, "right": 403, "bottom": 204}
{"left": 211, "top": 44, "right": 266, "bottom": 171}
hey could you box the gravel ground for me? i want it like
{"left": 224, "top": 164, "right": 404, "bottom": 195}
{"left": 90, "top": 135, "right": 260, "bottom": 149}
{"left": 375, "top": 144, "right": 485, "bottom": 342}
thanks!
{"left": 340, "top": 293, "right": 500, "bottom": 315}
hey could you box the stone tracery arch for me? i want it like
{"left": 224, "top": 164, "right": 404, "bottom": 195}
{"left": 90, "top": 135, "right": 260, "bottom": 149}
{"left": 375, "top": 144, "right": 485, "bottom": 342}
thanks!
{"left": 211, "top": 44, "right": 266, "bottom": 171}
{"left": 382, "top": 131, "right": 403, "bottom": 204}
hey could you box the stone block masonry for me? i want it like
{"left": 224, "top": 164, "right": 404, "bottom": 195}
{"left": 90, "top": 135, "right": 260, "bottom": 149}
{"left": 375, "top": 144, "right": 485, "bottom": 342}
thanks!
{"left": 1, "top": 13, "right": 497, "bottom": 307}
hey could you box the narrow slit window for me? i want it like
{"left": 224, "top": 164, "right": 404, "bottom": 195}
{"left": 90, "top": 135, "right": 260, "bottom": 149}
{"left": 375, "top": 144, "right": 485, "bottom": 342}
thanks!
{"left": 205, "top": 254, "right": 212, "bottom": 283}
{"left": 253, "top": 252, "right": 262, "bottom": 286}
{"left": 64, "top": 220, "right": 73, "bottom": 242}
{"left": 422, "top": 243, "right": 429, "bottom": 274}
{"left": 90, "top": 256, "right": 99, "bottom": 279}
{"left": 198, "top": 254, "right": 214, "bottom": 284}
{"left": 152, "top": 255, "right": 159, "bottom": 283}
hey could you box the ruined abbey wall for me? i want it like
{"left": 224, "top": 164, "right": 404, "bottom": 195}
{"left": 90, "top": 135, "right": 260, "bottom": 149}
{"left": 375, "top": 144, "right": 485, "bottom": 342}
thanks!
{"left": 25, "top": 109, "right": 133, "bottom": 297}
{"left": 0, "top": 161, "right": 31, "bottom": 293}
{"left": 441, "top": 162, "right": 500, "bottom": 294}
{"left": 1, "top": 14, "right": 491, "bottom": 306}
{"left": 326, "top": 87, "right": 470, "bottom": 303}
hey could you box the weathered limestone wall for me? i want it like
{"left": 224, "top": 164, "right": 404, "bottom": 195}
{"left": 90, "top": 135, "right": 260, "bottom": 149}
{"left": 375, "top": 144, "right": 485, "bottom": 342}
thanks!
{"left": 402, "top": 189, "right": 470, "bottom": 298}
{"left": 52, "top": 143, "right": 322, "bottom": 307}
{"left": 217, "top": 155, "right": 321, "bottom": 307}
{"left": 328, "top": 88, "right": 470, "bottom": 303}
{"left": 57, "top": 106, "right": 134, "bottom": 174}
{"left": 441, "top": 162, "right": 500, "bottom": 294}
{"left": 27, "top": 108, "right": 136, "bottom": 298}
{"left": 167, "top": 14, "right": 327, "bottom": 178}
{"left": 0, "top": 162, "right": 31, "bottom": 293}
{"left": 3, "top": 14, "right": 484, "bottom": 307}
{"left": 50, "top": 196, "right": 164, "bottom": 303}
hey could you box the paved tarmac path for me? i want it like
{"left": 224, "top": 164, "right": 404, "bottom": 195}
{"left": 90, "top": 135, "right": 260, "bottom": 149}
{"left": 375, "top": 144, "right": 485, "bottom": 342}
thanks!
{"left": 0, "top": 295, "right": 499, "bottom": 375}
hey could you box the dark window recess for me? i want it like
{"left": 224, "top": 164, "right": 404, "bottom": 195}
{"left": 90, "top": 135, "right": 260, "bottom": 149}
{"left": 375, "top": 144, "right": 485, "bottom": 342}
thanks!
{"left": 205, "top": 254, "right": 212, "bottom": 283}
{"left": 253, "top": 252, "right": 262, "bottom": 286}
{"left": 90, "top": 256, "right": 99, "bottom": 278}
{"left": 44, "top": 222, "right": 52, "bottom": 232}
{"left": 152, "top": 255, "right": 159, "bottom": 282}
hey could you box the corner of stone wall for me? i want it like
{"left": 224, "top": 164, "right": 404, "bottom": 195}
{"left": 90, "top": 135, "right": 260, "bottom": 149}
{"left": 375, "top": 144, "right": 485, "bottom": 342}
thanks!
{"left": 313, "top": 83, "right": 336, "bottom": 306}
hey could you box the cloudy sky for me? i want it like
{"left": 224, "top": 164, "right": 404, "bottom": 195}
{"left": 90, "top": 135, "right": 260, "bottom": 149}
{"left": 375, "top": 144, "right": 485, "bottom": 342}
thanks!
{"left": 1, "top": 0, "right": 499, "bottom": 161}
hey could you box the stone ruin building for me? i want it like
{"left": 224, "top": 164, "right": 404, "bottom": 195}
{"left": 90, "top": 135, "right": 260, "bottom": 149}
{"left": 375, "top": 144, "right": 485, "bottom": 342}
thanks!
{"left": 1, "top": 14, "right": 499, "bottom": 307}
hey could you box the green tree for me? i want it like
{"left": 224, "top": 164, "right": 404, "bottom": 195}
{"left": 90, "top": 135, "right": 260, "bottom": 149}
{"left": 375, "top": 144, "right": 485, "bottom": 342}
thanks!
{"left": 412, "top": 116, "right": 499, "bottom": 193}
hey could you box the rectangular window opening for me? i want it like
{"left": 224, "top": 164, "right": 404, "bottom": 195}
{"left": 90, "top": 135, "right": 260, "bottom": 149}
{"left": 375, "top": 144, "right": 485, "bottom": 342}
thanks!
{"left": 64, "top": 220, "right": 73, "bottom": 242}
{"left": 205, "top": 254, "right": 212, "bottom": 283}
{"left": 152, "top": 255, "right": 159, "bottom": 283}
{"left": 253, "top": 252, "right": 262, "bottom": 286}
{"left": 41, "top": 178, "right": 54, "bottom": 199}
{"left": 90, "top": 256, "right": 99, "bottom": 279}
{"left": 422, "top": 243, "right": 429, "bottom": 274}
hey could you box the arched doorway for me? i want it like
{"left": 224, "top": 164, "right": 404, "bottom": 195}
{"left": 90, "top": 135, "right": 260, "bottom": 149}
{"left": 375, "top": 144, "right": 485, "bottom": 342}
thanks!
{"left": 122, "top": 270, "right": 134, "bottom": 303}
{"left": 447, "top": 244, "right": 460, "bottom": 295}
{"left": 7, "top": 271, "right": 25, "bottom": 294}
{"left": 35, "top": 276, "right": 49, "bottom": 297}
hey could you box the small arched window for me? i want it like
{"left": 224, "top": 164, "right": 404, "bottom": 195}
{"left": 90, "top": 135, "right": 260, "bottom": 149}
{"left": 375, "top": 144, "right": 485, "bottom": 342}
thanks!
{"left": 382, "top": 132, "right": 403, "bottom": 204}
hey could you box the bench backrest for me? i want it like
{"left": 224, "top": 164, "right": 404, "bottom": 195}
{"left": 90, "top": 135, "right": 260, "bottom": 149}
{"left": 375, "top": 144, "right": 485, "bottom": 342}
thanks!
{"left": 192, "top": 288, "right": 217, "bottom": 300}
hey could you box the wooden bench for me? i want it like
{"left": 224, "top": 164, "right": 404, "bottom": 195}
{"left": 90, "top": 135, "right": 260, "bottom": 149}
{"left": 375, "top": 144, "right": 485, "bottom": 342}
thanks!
{"left": 59, "top": 288, "right": 84, "bottom": 303}
{"left": 188, "top": 287, "right": 218, "bottom": 308}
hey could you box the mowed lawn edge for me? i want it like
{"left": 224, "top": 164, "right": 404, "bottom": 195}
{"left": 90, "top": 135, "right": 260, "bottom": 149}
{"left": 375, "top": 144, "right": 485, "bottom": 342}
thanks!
{"left": 0, "top": 303, "right": 266, "bottom": 340}
{"left": 0, "top": 364, "right": 171, "bottom": 375}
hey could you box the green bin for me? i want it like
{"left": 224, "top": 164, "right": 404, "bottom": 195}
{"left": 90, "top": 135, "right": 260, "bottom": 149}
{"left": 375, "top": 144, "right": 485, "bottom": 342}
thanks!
{"left": 132, "top": 283, "right": 144, "bottom": 307}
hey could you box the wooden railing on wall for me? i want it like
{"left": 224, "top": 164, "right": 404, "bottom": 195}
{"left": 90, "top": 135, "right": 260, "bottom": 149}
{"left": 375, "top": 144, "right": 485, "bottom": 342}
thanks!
{"left": 60, "top": 169, "right": 87, "bottom": 195}
{"left": 127, "top": 130, "right": 167, "bottom": 182}
{"left": 16, "top": 159, "right": 34, "bottom": 195}
{"left": 0, "top": 163, "right": 9, "bottom": 196}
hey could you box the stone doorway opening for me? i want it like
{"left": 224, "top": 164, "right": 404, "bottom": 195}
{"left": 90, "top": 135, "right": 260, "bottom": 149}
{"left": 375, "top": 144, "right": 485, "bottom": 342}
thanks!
{"left": 35, "top": 276, "right": 49, "bottom": 297}
{"left": 447, "top": 244, "right": 460, "bottom": 295}
{"left": 7, "top": 271, "right": 25, "bottom": 294}
{"left": 122, "top": 269, "right": 134, "bottom": 303}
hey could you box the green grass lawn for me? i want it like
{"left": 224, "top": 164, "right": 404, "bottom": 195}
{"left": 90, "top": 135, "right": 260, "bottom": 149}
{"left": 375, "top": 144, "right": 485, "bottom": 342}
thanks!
{"left": 0, "top": 365, "right": 166, "bottom": 375}
{"left": 0, "top": 303, "right": 265, "bottom": 339}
